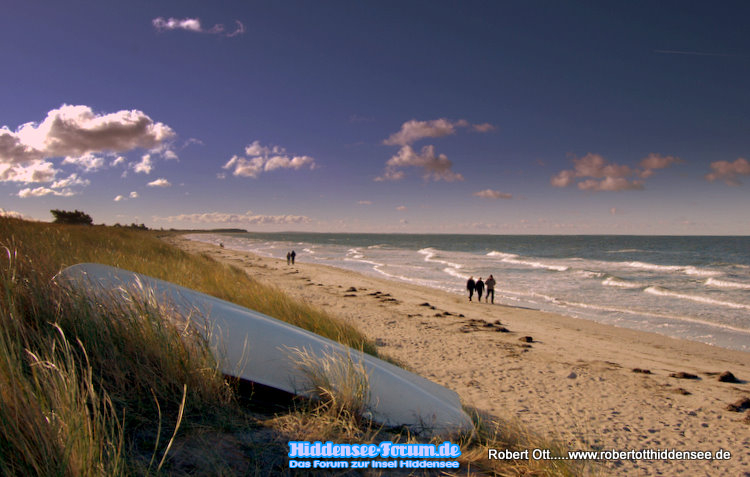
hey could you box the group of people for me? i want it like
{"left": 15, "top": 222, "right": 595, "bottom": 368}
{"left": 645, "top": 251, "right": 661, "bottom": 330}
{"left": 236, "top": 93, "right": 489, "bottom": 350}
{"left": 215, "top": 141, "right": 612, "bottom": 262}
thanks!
{"left": 466, "top": 275, "right": 496, "bottom": 303}
{"left": 286, "top": 250, "right": 296, "bottom": 265}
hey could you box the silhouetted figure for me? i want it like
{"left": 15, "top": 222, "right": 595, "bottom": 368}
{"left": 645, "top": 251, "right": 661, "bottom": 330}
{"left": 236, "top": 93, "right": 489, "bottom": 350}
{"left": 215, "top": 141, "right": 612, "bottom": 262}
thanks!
{"left": 485, "top": 274, "right": 496, "bottom": 304}
{"left": 466, "top": 277, "right": 476, "bottom": 301}
{"left": 475, "top": 277, "right": 485, "bottom": 302}
{"left": 286, "top": 252, "right": 291, "bottom": 265}
{"left": 290, "top": 250, "right": 296, "bottom": 265}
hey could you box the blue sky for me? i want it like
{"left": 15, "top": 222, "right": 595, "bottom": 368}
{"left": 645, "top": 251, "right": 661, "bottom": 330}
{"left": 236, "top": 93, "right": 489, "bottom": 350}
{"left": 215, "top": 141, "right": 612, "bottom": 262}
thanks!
{"left": 2, "top": 0, "right": 749, "bottom": 234}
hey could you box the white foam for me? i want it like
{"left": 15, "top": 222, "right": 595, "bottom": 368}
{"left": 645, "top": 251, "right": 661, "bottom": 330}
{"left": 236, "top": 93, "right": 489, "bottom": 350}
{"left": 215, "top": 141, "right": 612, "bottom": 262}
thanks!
{"left": 443, "top": 267, "right": 470, "bottom": 280}
{"left": 487, "top": 251, "right": 518, "bottom": 259}
{"left": 623, "top": 261, "right": 720, "bottom": 277}
{"left": 705, "top": 277, "right": 750, "bottom": 290}
{"left": 501, "top": 256, "right": 569, "bottom": 272}
{"left": 577, "top": 270, "right": 606, "bottom": 279}
{"left": 418, "top": 248, "right": 464, "bottom": 269}
{"left": 644, "top": 286, "right": 750, "bottom": 310}
{"left": 602, "top": 277, "right": 644, "bottom": 289}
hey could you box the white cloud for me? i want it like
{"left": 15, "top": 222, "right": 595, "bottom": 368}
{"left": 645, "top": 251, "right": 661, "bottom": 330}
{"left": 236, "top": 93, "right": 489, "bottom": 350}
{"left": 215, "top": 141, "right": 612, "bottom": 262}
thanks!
{"left": 551, "top": 152, "right": 679, "bottom": 192}
{"left": 62, "top": 152, "right": 105, "bottom": 172}
{"left": 18, "top": 186, "right": 75, "bottom": 198}
{"left": 384, "top": 119, "right": 460, "bottom": 146}
{"left": 50, "top": 173, "right": 90, "bottom": 189}
{"left": 111, "top": 156, "right": 126, "bottom": 166}
{"left": 152, "top": 17, "right": 245, "bottom": 37}
{"left": 133, "top": 154, "right": 153, "bottom": 174}
{"left": 376, "top": 145, "right": 464, "bottom": 182}
{"left": 114, "top": 191, "right": 140, "bottom": 202}
{"left": 223, "top": 155, "right": 264, "bottom": 178}
{"left": 474, "top": 189, "right": 512, "bottom": 199}
{"left": 383, "top": 118, "right": 494, "bottom": 146}
{"left": 1, "top": 105, "right": 175, "bottom": 185}
{"left": 639, "top": 153, "right": 681, "bottom": 177}
{"left": 578, "top": 177, "right": 644, "bottom": 191}
{"left": 472, "top": 123, "right": 496, "bottom": 133}
{"left": 379, "top": 118, "right": 491, "bottom": 182}
{"left": 705, "top": 157, "right": 750, "bottom": 186}
{"left": 0, "top": 208, "right": 31, "bottom": 219}
{"left": 0, "top": 160, "right": 58, "bottom": 183}
{"left": 155, "top": 211, "right": 312, "bottom": 225}
{"left": 223, "top": 141, "right": 317, "bottom": 178}
{"left": 0, "top": 128, "right": 44, "bottom": 164}
{"left": 396, "top": 205, "right": 407, "bottom": 211}
{"left": 147, "top": 178, "right": 171, "bottom": 187}
{"left": 13, "top": 104, "right": 175, "bottom": 159}
{"left": 357, "top": 200, "right": 373, "bottom": 205}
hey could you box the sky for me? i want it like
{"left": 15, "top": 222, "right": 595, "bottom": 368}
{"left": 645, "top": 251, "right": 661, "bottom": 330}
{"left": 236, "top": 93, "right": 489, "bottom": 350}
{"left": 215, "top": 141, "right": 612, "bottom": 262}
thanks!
{"left": 1, "top": 0, "right": 749, "bottom": 235}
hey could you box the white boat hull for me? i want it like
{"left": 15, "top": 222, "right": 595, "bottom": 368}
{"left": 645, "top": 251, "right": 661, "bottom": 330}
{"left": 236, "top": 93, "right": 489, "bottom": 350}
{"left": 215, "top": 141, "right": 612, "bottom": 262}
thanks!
{"left": 57, "top": 263, "right": 473, "bottom": 435}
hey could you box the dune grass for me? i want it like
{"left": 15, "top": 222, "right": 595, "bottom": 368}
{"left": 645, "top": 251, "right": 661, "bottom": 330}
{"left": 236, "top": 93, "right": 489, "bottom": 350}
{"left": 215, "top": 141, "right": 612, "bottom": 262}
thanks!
{"left": 0, "top": 217, "right": 595, "bottom": 476}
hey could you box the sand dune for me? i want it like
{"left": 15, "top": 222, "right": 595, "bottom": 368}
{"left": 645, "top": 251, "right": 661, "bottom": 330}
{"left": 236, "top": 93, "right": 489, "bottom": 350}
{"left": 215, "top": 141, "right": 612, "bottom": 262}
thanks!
{"left": 167, "top": 235, "right": 750, "bottom": 476}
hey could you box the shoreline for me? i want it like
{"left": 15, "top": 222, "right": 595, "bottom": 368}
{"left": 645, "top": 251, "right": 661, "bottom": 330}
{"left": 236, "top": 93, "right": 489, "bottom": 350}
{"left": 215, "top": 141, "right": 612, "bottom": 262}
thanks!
{"left": 166, "top": 235, "right": 750, "bottom": 476}
{"left": 183, "top": 233, "right": 750, "bottom": 353}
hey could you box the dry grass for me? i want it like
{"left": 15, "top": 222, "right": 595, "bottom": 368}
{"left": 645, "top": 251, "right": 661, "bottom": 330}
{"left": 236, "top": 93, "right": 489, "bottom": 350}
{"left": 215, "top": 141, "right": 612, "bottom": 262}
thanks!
{"left": 0, "top": 217, "right": 597, "bottom": 476}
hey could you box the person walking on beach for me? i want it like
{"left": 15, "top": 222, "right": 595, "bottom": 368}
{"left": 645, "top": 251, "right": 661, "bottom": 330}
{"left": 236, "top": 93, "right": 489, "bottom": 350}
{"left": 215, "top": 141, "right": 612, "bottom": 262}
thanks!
{"left": 475, "top": 277, "right": 485, "bottom": 302}
{"left": 485, "top": 274, "right": 496, "bottom": 304}
{"left": 286, "top": 251, "right": 291, "bottom": 265}
{"left": 290, "top": 250, "right": 296, "bottom": 265}
{"left": 466, "top": 276, "right": 476, "bottom": 301}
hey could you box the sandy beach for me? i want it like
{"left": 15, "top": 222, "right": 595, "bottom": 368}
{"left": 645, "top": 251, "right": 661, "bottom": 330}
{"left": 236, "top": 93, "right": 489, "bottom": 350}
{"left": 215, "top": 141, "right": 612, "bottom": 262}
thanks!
{"left": 166, "top": 235, "right": 750, "bottom": 476}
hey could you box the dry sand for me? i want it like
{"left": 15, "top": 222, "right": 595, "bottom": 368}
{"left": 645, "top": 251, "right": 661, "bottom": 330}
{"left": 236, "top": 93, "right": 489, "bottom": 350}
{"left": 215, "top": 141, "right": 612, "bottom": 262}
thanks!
{"left": 166, "top": 235, "right": 750, "bottom": 476}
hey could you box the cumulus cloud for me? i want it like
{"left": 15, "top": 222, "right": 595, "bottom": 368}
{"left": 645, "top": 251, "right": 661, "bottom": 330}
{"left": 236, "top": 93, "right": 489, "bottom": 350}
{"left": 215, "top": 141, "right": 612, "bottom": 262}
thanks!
{"left": 1, "top": 105, "right": 175, "bottom": 187}
{"left": 705, "top": 157, "right": 750, "bottom": 186}
{"left": 222, "top": 140, "right": 317, "bottom": 178}
{"left": 14, "top": 171, "right": 89, "bottom": 198}
{"left": 0, "top": 160, "right": 58, "bottom": 183}
{"left": 62, "top": 152, "right": 105, "bottom": 172}
{"left": 132, "top": 154, "right": 153, "bottom": 174}
{"left": 152, "top": 17, "right": 245, "bottom": 37}
{"left": 0, "top": 208, "right": 31, "bottom": 219}
{"left": 639, "top": 153, "right": 682, "bottom": 177}
{"left": 147, "top": 178, "right": 171, "bottom": 187}
{"left": 551, "top": 152, "right": 680, "bottom": 191}
{"left": 114, "top": 190, "right": 140, "bottom": 202}
{"left": 474, "top": 189, "right": 512, "bottom": 199}
{"left": 12, "top": 104, "right": 174, "bottom": 159}
{"left": 51, "top": 173, "right": 90, "bottom": 189}
{"left": 383, "top": 118, "right": 494, "bottom": 146}
{"left": 379, "top": 118, "right": 492, "bottom": 182}
{"left": 18, "top": 186, "right": 76, "bottom": 198}
{"left": 376, "top": 145, "right": 464, "bottom": 182}
{"left": 155, "top": 211, "right": 311, "bottom": 226}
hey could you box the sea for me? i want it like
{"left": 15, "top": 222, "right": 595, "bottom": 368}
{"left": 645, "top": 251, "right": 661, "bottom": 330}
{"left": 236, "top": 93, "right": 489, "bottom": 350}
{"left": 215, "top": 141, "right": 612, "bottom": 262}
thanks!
{"left": 186, "top": 233, "right": 750, "bottom": 352}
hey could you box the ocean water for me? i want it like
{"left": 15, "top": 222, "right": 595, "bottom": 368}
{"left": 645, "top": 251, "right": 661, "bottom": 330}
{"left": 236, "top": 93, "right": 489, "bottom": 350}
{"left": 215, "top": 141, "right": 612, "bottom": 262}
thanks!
{"left": 187, "top": 233, "right": 750, "bottom": 352}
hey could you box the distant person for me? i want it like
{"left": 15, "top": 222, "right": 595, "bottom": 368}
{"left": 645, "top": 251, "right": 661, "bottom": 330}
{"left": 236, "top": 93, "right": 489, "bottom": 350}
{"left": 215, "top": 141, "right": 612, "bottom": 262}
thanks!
{"left": 290, "top": 250, "right": 296, "bottom": 265}
{"left": 286, "top": 251, "right": 291, "bottom": 265}
{"left": 219, "top": 242, "right": 224, "bottom": 248}
{"left": 485, "top": 274, "right": 496, "bottom": 304}
{"left": 475, "top": 277, "right": 485, "bottom": 302}
{"left": 466, "top": 276, "right": 476, "bottom": 301}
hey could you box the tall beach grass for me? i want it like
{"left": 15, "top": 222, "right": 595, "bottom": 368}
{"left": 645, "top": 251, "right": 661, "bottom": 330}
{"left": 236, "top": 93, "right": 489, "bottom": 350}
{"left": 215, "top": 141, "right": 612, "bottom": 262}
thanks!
{"left": 0, "top": 217, "right": 595, "bottom": 475}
